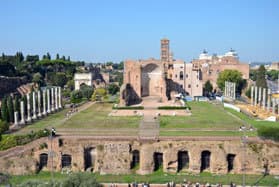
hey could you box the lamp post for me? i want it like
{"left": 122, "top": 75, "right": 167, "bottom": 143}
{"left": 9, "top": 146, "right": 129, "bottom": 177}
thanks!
{"left": 239, "top": 125, "right": 254, "bottom": 187}
{"left": 44, "top": 127, "right": 56, "bottom": 183}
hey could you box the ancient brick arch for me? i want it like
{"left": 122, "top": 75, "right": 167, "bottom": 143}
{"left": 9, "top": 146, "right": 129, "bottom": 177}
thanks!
{"left": 141, "top": 63, "right": 163, "bottom": 97}
{"left": 153, "top": 152, "right": 163, "bottom": 171}
{"left": 61, "top": 154, "right": 72, "bottom": 168}
{"left": 177, "top": 151, "right": 189, "bottom": 172}
{"left": 200, "top": 150, "right": 211, "bottom": 172}
{"left": 131, "top": 150, "right": 140, "bottom": 169}
{"left": 227, "top": 154, "right": 236, "bottom": 173}
{"left": 39, "top": 153, "right": 48, "bottom": 170}
{"left": 84, "top": 147, "right": 96, "bottom": 171}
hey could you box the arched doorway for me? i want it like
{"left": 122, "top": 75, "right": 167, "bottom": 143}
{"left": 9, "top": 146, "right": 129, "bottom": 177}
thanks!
{"left": 177, "top": 151, "right": 189, "bottom": 172}
{"left": 200, "top": 151, "right": 211, "bottom": 172}
{"left": 141, "top": 63, "right": 162, "bottom": 97}
{"left": 39, "top": 153, "right": 48, "bottom": 170}
{"left": 61, "top": 154, "right": 72, "bottom": 168}
{"left": 84, "top": 147, "right": 96, "bottom": 171}
{"left": 131, "top": 150, "right": 140, "bottom": 169}
{"left": 153, "top": 152, "right": 163, "bottom": 171}
{"left": 227, "top": 154, "right": 236, "bottom": 173}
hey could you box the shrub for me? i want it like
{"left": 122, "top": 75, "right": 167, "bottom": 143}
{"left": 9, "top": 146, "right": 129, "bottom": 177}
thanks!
{"left": 108, "top": 84, "right": 120, "bottom": 95}
{"left": 112, "top": 106, "right": 144, "bottom": 110}
{"left": 258, "top": 127, "right": 279, "bottom": 141}
{"left": 0, "top": 129, "right": 50, "bottom": 151}
{"left": 0, "top": 120, "right": 9, "bottom": 133}
{"left": 158, "top": 106, "right": 191, "bottom": 110}
{"left": 62, "top": 173, "right": 100, "bottom": 187}
{"left": 91, "top": 88, "right": 107, "bottom": 101}
{"left": 70, "top": 90, "right": 83, "bottom": 103}
{"left": 80, "top": 85, "right": 94, "bottom": 100}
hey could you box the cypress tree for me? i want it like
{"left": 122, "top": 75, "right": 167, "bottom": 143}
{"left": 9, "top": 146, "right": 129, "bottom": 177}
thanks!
{"left": 22, "top": 95, "right": 27, "bottom": 115}
{"left": 256, "top": 65, "right": 267, "bottom": 88}
{"left": 7, "top": 96, "right": 14, "bottom": 123}
{"left": 14, "top": 95, "right": 20, "bottom": 119}
{"left": 1, "top": 97, "right": 9, "bottom": 122}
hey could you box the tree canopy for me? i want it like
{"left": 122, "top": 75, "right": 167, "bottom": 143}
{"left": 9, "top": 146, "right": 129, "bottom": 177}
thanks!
{"left": 255, "top": 65, "right": 267, "bottom": 88}
{"left": 217, "top": 70, "right": 245, "bottom": 93}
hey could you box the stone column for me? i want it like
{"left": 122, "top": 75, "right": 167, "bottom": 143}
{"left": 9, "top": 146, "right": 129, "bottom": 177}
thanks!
{"left": 43, "top": 90, "right": 47, "bottom": 116}
{"left": 51, "top": 87, "right": 55, "bottom": 112}
{"left": 58, "top": 87, "right": 62, "bottom": 109}
{"left": 233, "top": 82, "right": 236, "bottom": 100}
{"left": 14, "top": 111, "right": 19, "bottom": 127}
{"left": 20, "top": 101, "right": 25, "bottom": 125}
{"left": 225, "top": 81, "right": 227, "bottom": 97}
{"left": 47, "top": 89, "right": 51, "bottom": 113}
{"left": 27, "top": 94, "right": 32, "bottom": 122}
{"left": 251, "top": 86, "right": 254, "bottom": 106}
{"left": 258, "top": 87, "right": 262, "bottom": 107}
{"left": 267, "top": 89, "right": 271, "bottom": 112}
{"left": 262, "top": 88, "right": 266, "bottom": 110}
{"left": 32, "top": 92, "right": 37, "bottom": 120}
{"left": 55, "top": 87, "right": 58, "bottom": 110}
{"left": 272, "top": 97, "right": 275, "bottom": 114}
{"left": 254, "top": 86, "right": 258, "bottom": 106}
{"left": 37, "top": 90, "right": 42, "bottom": 117}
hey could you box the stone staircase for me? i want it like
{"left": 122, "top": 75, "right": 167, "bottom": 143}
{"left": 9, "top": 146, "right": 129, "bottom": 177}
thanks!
{"left": 139, "top": 114, "right": 159, "bottom": 140}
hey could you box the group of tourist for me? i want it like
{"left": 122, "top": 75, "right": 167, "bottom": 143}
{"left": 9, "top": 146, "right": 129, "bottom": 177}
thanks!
{"left": 108, "top": 181, "right": 237, "bottom": 187}
{"left": 65, "top": 105, "right": 79, "bottom": 119}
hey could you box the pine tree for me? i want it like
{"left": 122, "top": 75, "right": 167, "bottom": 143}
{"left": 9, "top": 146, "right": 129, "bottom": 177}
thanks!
{"left": 1, "top": 97, "right": 9, "bottom": 122}
{"left": 7, "top": 96, "right": 14, "bottom": 123}
{"left": 46, "top": 52, "right": 51, "bottom": 60}
{"left": 56, "top": 54, "right": 60, "bottom": 60}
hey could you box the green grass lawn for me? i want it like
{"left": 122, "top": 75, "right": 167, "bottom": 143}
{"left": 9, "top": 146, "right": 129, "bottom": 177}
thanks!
{"left": 225, "top": 108, "right": 279, "bottom": 129}
{"left": 160, "top": 130, "right": 257, "bottom": 136}
{"left": 7, "top": 171, "right": 279, "bottom": 186}
{"left": 15, "top": 108, "right": 70, "bottom": 134}
{"left": 59, "top": 103, "right": 141, "bottom": 129}
{"left": 159, "top": 102, "right": 243, "bottom": 129}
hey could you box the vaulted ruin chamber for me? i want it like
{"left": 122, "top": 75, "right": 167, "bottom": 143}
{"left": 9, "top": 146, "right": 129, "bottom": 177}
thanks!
{"left": 84, "top": 147, "right": 96, "bottom": 171}
{"left": 153, "top": 152, "right": 163, "bottom": 171}
{"left": 39, "top": 153, "right": 48, "bottom": 170}
{"left": 177, "top": 151, "right": 189, "bottom": 172}
{"left": 227, "top": 154, "right": 236, "bottom": 172}
{"left": 200, "top": 151, "right": 211, "bottom": 172}
{"left": 61, "top": 154, "right": 72, "bottom": 168}
{"left": 131, "top": 150, "right": 140, "bottom": 169}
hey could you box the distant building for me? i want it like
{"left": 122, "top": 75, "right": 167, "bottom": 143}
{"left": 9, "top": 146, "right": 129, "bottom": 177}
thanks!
{"left": 269, "top": 62, "right": 279, "bottom": 71}
{"left": 74, "top": 67, "right": 108, "bottom": 90}
{"left": 192, "top": 49, "right": 249, "bottom": 89}
{"left": 120, "top": 39, "right": 203, "bottom": 105}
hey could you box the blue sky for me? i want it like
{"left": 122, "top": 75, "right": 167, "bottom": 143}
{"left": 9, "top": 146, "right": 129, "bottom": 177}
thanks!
{"left": 1, "top": 0, "right": 278, "bottom": 63}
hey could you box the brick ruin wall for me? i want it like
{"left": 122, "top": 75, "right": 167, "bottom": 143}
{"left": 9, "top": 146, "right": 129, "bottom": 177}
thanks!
{"left": 0, "top": 137, "right": 278, "bottom": 176}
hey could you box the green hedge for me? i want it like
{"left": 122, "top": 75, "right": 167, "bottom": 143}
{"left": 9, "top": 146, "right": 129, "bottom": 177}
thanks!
{"left": 112, "top": 106, "right": 144, "bottom": 110}
{"left": 258, "top": 127, "right": 279, "bottom": 141}
{"left": 0, "top": 129, "right": 50, "bottom": 151}
{"left": 158, "top": 106, "right": 191, "bottom": 110}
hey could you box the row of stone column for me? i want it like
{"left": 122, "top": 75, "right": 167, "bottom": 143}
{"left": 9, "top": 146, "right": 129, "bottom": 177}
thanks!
{"left": 250, "top": 86, "right": 279, "bottom": 115}
{"left": 14, "top": 87, "right": 62, "bottom": 126}
{"left": 224, "top": 81, "right": 236, "bottom": 100}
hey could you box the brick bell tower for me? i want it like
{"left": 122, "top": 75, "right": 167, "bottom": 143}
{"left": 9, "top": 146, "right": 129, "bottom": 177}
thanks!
{"left": 161, "top": 38, "right": 169, "bottom": 62}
